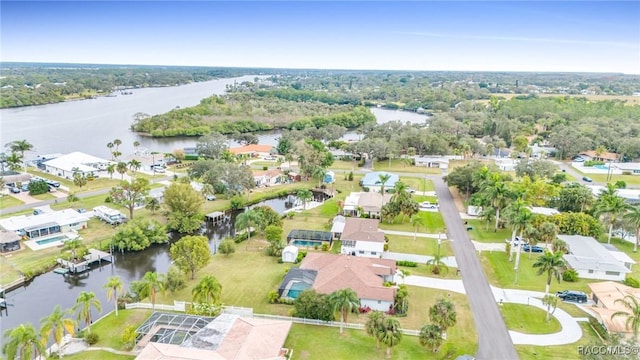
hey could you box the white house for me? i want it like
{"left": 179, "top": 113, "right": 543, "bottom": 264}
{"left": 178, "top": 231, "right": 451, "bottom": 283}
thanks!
{"left": 340, "top": 218, "right": 385, "bottom": 258}
{"left": 281, "top": 246, "right": 299, "bottom": 263}
{"left": 558, "top": 235, "right": 632, "bottom": 281}
{"left": 528, "top": 207, "right": 560, "bottom": 216}
{"left": 342, "top": 192, "right": 392, "bottom": 218}
{"left": 253, "top": 169, "right": 285, "bottom": 187}
{"left": 414, "top": 156, "right": 449, "bottom": 169}
{"left": 42, "top": 152, "right": 113, "bottom": 179}
{"left": 494, "top": 158, "right": 518, "bottom": 171}
{"left": 613, "top": 162, "right": 640, "bottom": 175}
{"left": 330, "top": 215, "right": 346, "bottom": 239}
{"left": 0, "top": 209, "right": 91, "bottom": 239}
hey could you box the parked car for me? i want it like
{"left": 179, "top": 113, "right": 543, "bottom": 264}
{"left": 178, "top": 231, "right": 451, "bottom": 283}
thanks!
{"left": 557, "top": 290, "right": 588, "bottom": 303}
{"left": 9, "top": 187, "right": 20, "bottom": 194}
{"left": 522, "top": 244, "right": 545, "bottom": 253}
{"left": 152, "top": 166, "right": 166, "bottom": 173}
{"left": 206, "top": 194, "right": 216, "bottom": 201}
{"left": 46, "top": 179, "right": 60, "bottom": 187}
{"left": 508, "top": 236, "right": 526, "bottom": 246}
{"left": 420, "top": 202, "right": 437, "bottom": 209}
{"left": 76, "top": 208, "right": 87, "bottom": 213}
{"left": 33, "top": 209, "right": 44, "bottom": 215}
{"left": 263, "top": 156, "right": 277, "bottom": 161}
{"left": 407, "top": 187, "right": 416, "bottom": 194}
{"left": 21, "top": 183, "right": 29, "bottom": 192}
{"left": 582, "top": 176, "right": 593, "bottom": 183}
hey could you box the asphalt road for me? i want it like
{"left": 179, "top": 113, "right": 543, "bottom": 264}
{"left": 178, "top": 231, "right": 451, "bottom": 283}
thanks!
{"left": 432, "top": 175, "right": 519, "bottom": 360}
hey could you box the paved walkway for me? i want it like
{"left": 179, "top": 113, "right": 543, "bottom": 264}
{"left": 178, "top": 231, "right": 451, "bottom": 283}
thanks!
{"left": 400, "top": 275, "right": 584, "bottom": 346}
{"left": 383, "top": 252, "right": 458, "bottom": 267}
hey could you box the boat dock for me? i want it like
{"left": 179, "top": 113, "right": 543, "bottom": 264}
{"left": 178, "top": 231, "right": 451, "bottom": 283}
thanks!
{"left": 56, "top": 248, "right": 113, "bottom": 274}
{"left": 205, "top": 211, "right": 229, "bottom": 224}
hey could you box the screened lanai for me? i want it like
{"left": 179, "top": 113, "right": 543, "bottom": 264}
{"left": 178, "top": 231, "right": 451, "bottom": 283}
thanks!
{"left": 135, "top": 312, "right": 216, "bottom": 347}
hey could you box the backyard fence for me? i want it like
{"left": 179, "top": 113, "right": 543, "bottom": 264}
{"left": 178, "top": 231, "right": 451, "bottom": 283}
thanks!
{"left": 124, "top": 302, "right": 421, "bottom": 336}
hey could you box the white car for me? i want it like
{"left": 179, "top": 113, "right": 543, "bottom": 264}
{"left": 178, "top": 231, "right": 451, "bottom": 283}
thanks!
{"left": 263, "top": 156, "right": 277, "bottom": 161}
{"left": 152, "top": 166, "right": 166, "bottom": 173}
{"left": 508, "top": 236, "right": 526, "bottom": 247}
{"left": 420, "top": 202, "right": 437, "bottom": 209}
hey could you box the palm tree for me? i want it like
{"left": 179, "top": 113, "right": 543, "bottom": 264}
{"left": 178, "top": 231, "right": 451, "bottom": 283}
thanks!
{"left": 532, "top": 250, "right": 566, "bottom": 294}
{"left": 6, "top": 152, "right": 22, "bottom": 172}
{"left": 296, "top": 189, "right": 313, "bottom": 210}
{"left": 538, "top": 222, "right": 558, "bottom": 247}
{"left": 133, "top": 141, "right": 141, "bottom": 155}
{"left": 106, "top": 163, "right": 115, "bottom": 179}
{"left": 145, "top": 197, "right": 160, "bottom": 214}
{"left": 624, "top": 205, "right": 640, "bottom": 252}
{"left": 62, "top": 238, "right": 84, "bottom": 262}
{"left": 595, "top": 193, "right": 630, "bottom": 244}
{"left": 311, "top": 166, "right": 326, "bottom": 187}
{"left": 40, "top": 305, "right": 76, "bottom": 359}
{"left": 482, "top": 178, "right": 511, "bottom": 232}
{"left": 73, "top": 291, "right": 102, "bottom": 334}
{"left": 419, "top": 324, "right": 443, "bottom": 353}
{"left": 611, "top": 295, "right": 640, "bottom": 337}
{"left": 113, "top": 139, "right": 122, "bottom": 153}
{"left": 104, "top": 276, "right": 124, "bottom": 317}
{"left": 542, "top": 294, "right": 558, "bottom": 323}
{"left": 192, "top": 275, "right": 222, "bottom": 305}
{"left": 328, "top": 288, "right": 361, "bottom": 334}
{"left": 410, "top": 214, "right": 427, "bottom": 241}
{"left": 376, "top": 317, "right": 402, "bottom": 358}
{"left": 140, "top": 271, "right": 165, "bottom": 311}
{"left": 398, "top": 269, "right": 411, "bottom": 284}
{"left": 7, "top": 139, "right": 33, "bottom": 171}
{"left": 107, "top": 142, "right": 114, "bottom": 160}
{"left": 428, "top": 298, "right": 457, "bottom": 337}
{"left": 234, "top": 209, "right": 262, "bottom": 245}
{"left": 375, "top": 173, "right": 392, "bottom": 195}
{"left": 116, "top": 162, "right": 128, "bottom": 180}
{"left": 128, "top": 159, "right": 142, "bottom": 174}
{"left": 365, "top": 311, "right": 386, "bottom": 349}
{"left": 2, "top": 324, "right": 45, "bottom": 360}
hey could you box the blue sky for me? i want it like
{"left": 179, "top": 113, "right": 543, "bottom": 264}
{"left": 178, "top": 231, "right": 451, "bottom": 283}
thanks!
{"left": 2, "top": 1, "right": 639, "bottom": 73}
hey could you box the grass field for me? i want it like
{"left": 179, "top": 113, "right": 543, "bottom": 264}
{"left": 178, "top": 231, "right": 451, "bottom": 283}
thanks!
{"left": 91, "top": 309, "right": 153, "bottom": 350}
{"left": 399, "top": 177, "right": 435, "bottom": 192}
{"left": 379, "top": 211, "right": 445, "bottom": 233}
{"left": 466, "top": 219, "right": 512, "bottom": 243}
{"left": 386, "top": 234, "right": 452, "bottom": 257}
{"left": 499, "top": 303, "right": 561, "bottom": 334}
{"left": 0, "top": 195, "right": 24, "bottom": 209}
{"left": 516, "top": 323, "right": 602, "bottom": 360}
{"left": 31, "top": 193, "right": 56, "bottom": 201}
{"left": 373, "top": 159, "right": 443, "bottom": 175}
{"left": 63, "top": 351, "right": 134, "bottom": 360}
{"left": 487, "top": 93, "right": 640, "bottom": 106}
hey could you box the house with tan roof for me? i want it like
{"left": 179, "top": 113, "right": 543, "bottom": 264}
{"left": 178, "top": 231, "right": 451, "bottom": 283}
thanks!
{"left": 253, "top": 169, "right": 285, "bottom": 187}
{"left": 229, "top": 144, "right": 275, "bottom": 158}
{"left": 295, "top": 253, "right": 397, "bottom": 311}
{"left": 342, "top": 191, "right": 392, "bottom": 218}
{"left": 578, "top": 150, "right": 621, "bottom": 163}
{"left": 587, "top": 281, "right": 640, "bottom": 338}
{"left": 340, "top": 217, "right": 385, "bottom": 258}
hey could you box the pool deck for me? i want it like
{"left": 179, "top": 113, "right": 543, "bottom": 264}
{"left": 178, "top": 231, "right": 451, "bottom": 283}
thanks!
{"left": 23, "top": 232, "right": 79, "bottom": 251}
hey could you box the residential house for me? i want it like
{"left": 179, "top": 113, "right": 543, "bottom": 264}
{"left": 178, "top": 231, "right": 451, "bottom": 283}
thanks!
{"left": 287, "top": 253, "right": 397, "bottom": 311}
{"left": 613, "top": 162, "right": 640, "bottom": 175}
{"left": 340, "top": 218, "right": 385, "bottom": 258}
{"left": 329, "top": 149, "right": 353, "bottom": 160}
{"left": 414, "top": 157, "right": 449, "bottom": 168}
{"left": 527, "top": 207, "right": 560, "bottom": 216}
{"left": 494, "top": 158, "right": 519, "bottom": 172}
{"left": 121, "top": 153, "right": 167, "bottom": 172}
{"left": 42, "top": 152, "right": 113, "bottom": 179}
{"left": 229, "top": 144, "right": 275, "bottom": 158}
{"left": 586, "top": 186, "right": 640, "bottom": 204}
{"left": 587, "top": 281, "right": 640, "bottom": 338}
{"left": 330, "top": 215, "right": 346, "bottom": 239}
{"left": 558, "top": 235, "right": 632, "bottom": 281}
{"left": 578, "top": 150, "right": 621, "bottom": 163}
{"left": 360, "top": 171, "right": 399, "bottom": 192}
{"left": 0, "top": 209, "right": 91, "bottom": 239}
{"left": 253, "top": 169, "right": 285, "bottom": 187}
{"left": 341, "top": 192, "right": 392, "bottom": 218}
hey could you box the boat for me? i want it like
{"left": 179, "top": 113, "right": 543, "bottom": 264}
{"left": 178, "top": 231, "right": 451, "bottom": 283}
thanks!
{"left": 53, "top": 267, "right": 70, "bottom": 275}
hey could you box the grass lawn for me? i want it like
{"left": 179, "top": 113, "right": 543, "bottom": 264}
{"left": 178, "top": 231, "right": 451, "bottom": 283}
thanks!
{"left": 480, "top": 251, "right": 592, "bottom": 293}
{"left": 328, "top": 160, "right": 360, "bottom": 171}
{"left": 91, "top": 309, "right": 152, "bottom": 350}
{"left": 28, "top": 168, "right": 122, "bottom": 193}
{"left": 31, "top": 193, "right": 56, "bottom": 201}
{"left": 466, "top": 219, "right": 512, "bottom": 243}
{"left": 399, "top": 177, "right": 435, "bottom": 192}
{"left": 0, "top": 195, "right": 24, "bottom": 209}
{"left": 412, "top": 195, "right": 438, "bottom": 204}
{"left": 499, "top": 303, "right": 561, "bottom": 334}
{"left": 386, "top": 234, "right": 452, "bottom": 257}
{"left": 379, "top": 211, "right": 445, "bottom": 233}
{"left": 373, "top": 159, "right": 442, "bottom": 175}
{"left": 63, "top": 351, "right": 134, "bottom": 360}
{"left": 569, "top": 167, "right": 640, "bottom": 186}
{"left": 516, "top": 322, "right": 602, "bottom": 360}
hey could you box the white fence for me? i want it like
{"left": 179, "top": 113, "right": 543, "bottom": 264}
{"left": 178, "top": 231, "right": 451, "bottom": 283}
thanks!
{"left": 124, "top": 302, "right": 420, "bottom": 336}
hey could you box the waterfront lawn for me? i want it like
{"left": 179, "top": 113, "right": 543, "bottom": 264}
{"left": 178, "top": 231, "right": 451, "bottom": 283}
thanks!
{"left": 386, "top": 234, "right": 452, "bottom": 257}
{"left": 373, "top": 159, "right": 443, "bottom": 175}
{"left": 500, "top": 303, "right": 561, "bottom": 334}
{"left": 480, "top": 251, "right": 592, "bottom": 293}
{"left": 0, "top": 195, "right": 24, "bottom": 209}
{"left": 516, "top": 323, "right": 600, "bottom": 360}
{"left": 466, "top": 219, "right": 512, "bottom": 243}
{"left": 64, "top": 351, "right": 134, "bottom": 360}
{"left": 91, "top": 309, "right": 152, "bottom": 350}
{"left": 379, "top": 211, "right": 445, "bottom": 233}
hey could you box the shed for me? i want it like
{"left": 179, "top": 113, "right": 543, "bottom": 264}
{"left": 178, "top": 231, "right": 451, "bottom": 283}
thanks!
{"left": 0, "top": 231, "right": 21, "bottom": 253}
{"left": 323, "top": 171, "right": 335, "bottom": 184}
{"left": 282, "top": 245, "right": 299, "bottom": 263}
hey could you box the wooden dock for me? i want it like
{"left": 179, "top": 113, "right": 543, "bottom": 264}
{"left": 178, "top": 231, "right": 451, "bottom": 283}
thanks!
{"left": 56, "top": 248, "right": 113, "bottom": 274}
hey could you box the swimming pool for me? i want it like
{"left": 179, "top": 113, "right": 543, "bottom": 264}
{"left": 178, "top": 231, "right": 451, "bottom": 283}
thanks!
{"left": 291, "top": 240, "right": 324, "bottom": 248}
{"left": 593, "top": 164, "right": 610, "bottom": 170}
{"left": 35, "top": 235, "right": 70, "bottom": 246}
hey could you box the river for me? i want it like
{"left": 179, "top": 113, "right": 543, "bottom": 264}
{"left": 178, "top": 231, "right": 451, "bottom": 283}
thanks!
{"left": 0, "top": 79, "right": 427, "bottom": 343}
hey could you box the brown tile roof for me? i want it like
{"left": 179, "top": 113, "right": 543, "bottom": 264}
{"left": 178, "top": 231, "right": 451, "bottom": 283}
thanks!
{"left": 579, "top": 150, "right": 620, "bottom": 161}
{"left": 341, "top": 218, "right": 385, "bottom": 243}
{"left": 229, "top": 144, "right": 274, "bottom": 155}
{"left": 300, "top": 253, "right": 396, "bottom": 302}
{"left": 588, "top": 281, "right": 640, "bottom": 333}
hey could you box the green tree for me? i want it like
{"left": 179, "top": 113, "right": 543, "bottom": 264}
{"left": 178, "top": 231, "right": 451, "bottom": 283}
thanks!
{"left": 104, "top": 276, "right": 124, "bottom": 317}
{"left": 5, "top": 152, "right": 23, "bottom": 171}
{"left": 376, "top": 173, "right": 392, "bottom": 196}
{"left": 192, "top": 275, "right": 222, "bottom": 306}
{"left": 365, "top": 311, "right": 386, "bottom": 349}
{"left": 39, "top": 305, "right": 76, "bottom": 359}
{"left": 218, "top": 238, "right": 236, "bottom": 256}
{"left": 7, "top": 139, "right": 33, "bottom": 171}
{"left": 376, "top": 317, "right": 402, "bottom": 358}
{"left": 419, "top": 324, "right": 443, "bottom": 353}
{"left": 121, "top": 326, "right": 137, "bottom": 351}
{"left": 533, "top": 250, "right": 566, "bottom": 294}
{"left": 595, "top": 193, "right": 630, "bottom": 244}
{"left": 73, "top": 291, "right": 102, "bottom": 334}
{"left": 140, "top": 271, "right": 166, "bottom": 311}
{"left": 611, "top": 295, "right": 640, "bottom": 337}
{"left": 265, "top": 225, "right": 283, "bottom": 242}
{"left": 61, "top": 238, "right": 86, "bottom": 262}
{"left": 311, "top": 166, "right": 326, "bottom": 187}
{"left": 293, "top": 290, "right": 334, "bottom": 321}
{"left": 624, "top": 205, "right": 640, "bottom": 252}
{"left": 144, "top": 197, "right": 160, "bottom": 214}
{"left": 109, "top": 177, "right": 151, "bottom": 219}
{"left": 481, "top": 176, "right": 511, "bottom": 232}
{"left": 106, "top": 163, "right": 115, "bottom": 179}
{"left": 410, "top": 214, "right": 427, "bottom": 241}
{"left": 170, "top": 235, "right": 212, "bottom": 280}
{"left": 116, "top": 161, "right": 128, "bottom": 180}
{"left": 2, "top": 324, "right": 45, "bottom": 360}
{"left": 128, "top": 159, "right": 142, "bottom": 173}
{"left": 235, "top": 209, "right": 262, "bottom": 244}
{"left": 111, "top": 219, "right": 168, "bottom": 252}
{"left": 328, "top": 288, "right": 361, "bottom": 334}
{"left": 72, "top": 168, "right": 88, "bottom": 189}
{"left": 296, "top": 189, "right": 313, "bottom": 210}
{"left": 542, "top": 294, "right": 558, "bottom": 323}
{"left": 163, "top": 182, "right": 204, "bottom": 233}
{"left": 428, "top": 298, "right": 457, "bottom": 337}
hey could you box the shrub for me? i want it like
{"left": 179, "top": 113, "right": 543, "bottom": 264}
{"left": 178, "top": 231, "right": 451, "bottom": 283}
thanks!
{"left": 383, "top": 243, "right": 389, "bottom": 251}
{"left": 588, "top": 316, "right": 609, "bottom": 341}
{"left": 321, "top": 243, "right": 329, "bottom": 251}
{"left": 396, "top": 260, "right": 418, "bottom": 267}
{"left": 348, "top": 171, "right": 354, "bottom": 181}
{"left": 623, "top": 276, "right": 640, "bottom": 288}
{"left": 622, "top": 171, "right": 632, "bottom": 176}
{"left": 562, "top": 268, "right": 579, "bottom": 282}
{"left": 268, "top": 290, "right": 280, "bottom": 304}
{"left": 104, "top": 196, "right": 112, "bottom": 203}
{"left": 262, "top": 166, "right": 268, "bottom": 171}
{"left": 85, "top": 332, "right": 99, "bottom": 345}
{"left": 230, "top": 195, "right": 246, "bottom": 210}
{"left": 165, "top": 266, "right": 187, "bottom": 293}
{"left": 28, "top": 180, "right": 49, "bottom": 195}
{"left": 67, "top": 193, "right": 79, "bottom": 203}
{"left": 583, "top": 160, "right": 604, "bottom": 167}
{"left": 295, "top": 251, "right": 307, "bottom": 263}
{"left": 218, "top": 238, "right": 236, "bottom": 256}
{"left": 614, "top": 180, "right": 627, "bottom": 189}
